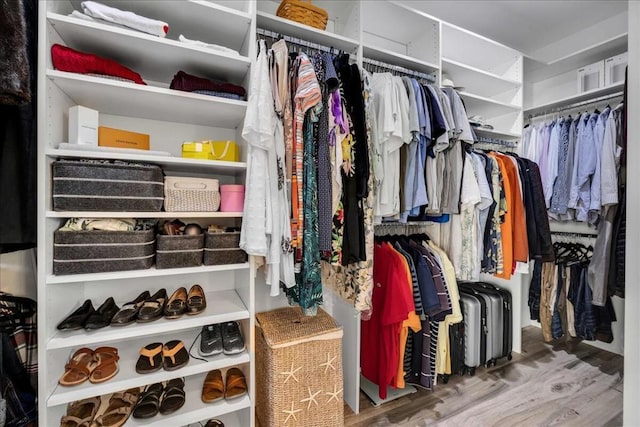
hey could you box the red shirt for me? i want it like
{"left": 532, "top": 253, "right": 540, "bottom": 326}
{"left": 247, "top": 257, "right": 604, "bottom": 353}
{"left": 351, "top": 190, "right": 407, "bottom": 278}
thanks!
{"left": 361, "top": 243, "right": 414, "bottom": 399}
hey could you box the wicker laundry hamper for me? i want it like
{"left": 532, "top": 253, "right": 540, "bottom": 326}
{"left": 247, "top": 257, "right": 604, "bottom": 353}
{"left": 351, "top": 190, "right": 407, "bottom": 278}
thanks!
{"left": 256, "top": 307, "right": 343, "bottom": 427}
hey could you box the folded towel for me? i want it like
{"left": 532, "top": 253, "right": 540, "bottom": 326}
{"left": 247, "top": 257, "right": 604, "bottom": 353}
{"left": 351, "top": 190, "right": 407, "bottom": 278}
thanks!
{"left": 170, "top": 70, "right": 245, "bottom": 98}
{"left": 81, "top": 1, "right": 168, "bottom": 38}
{"left": 178, "top": 34, "right": 239, "bottom": 56}
{"left": 51, "top": 44, "right": 146, "bottom": 85}
{"left": 0, "top": 0, "right": 30, "bottom": 105}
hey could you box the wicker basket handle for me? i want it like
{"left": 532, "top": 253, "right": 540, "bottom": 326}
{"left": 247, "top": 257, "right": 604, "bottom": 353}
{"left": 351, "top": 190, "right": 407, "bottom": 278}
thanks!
{"left": 171, "top": 180, "right": 207, "bottom": 190}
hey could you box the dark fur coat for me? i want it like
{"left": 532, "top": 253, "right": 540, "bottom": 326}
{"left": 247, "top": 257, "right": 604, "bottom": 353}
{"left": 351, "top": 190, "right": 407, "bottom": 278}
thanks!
{"left": 0, "top": 0, "right": 30, "bottom": 105}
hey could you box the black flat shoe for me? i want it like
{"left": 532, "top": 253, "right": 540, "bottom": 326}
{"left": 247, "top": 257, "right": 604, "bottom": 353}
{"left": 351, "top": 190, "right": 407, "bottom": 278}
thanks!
{"left": 57, "top": 299, "right": 95, "bottom": 330}
{"left": 137, "top": 289, "right": 167, "bottom": 323}
{"left": 111, "top": 291, "right": 150, "bottom": 326}
{"left": 164, "top": 287, "right": 187, "bottom": 319}
{"left": 85, "top": 297, "right": 120, "bottom": 330}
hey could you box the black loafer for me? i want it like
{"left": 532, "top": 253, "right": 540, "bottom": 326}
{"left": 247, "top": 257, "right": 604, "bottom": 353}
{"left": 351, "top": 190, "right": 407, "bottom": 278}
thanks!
{"left": 222, "top": 321, "right": 245, "bottom": 355}
{"left": 137, "top": 289, "right": 167, "bottom": 323}
{"left": 57, "top": 299, "right": 95, "bottom": 330}
{"left": 111, "top": 291, "right": 150, "bottom": 326}
{"left": 85, "top": 297, "right": 120, "bottom": 330}
{"left": 164, "top": 287, "right": 187, "bottom": 319}
{"left": 199, "top": 324, "right": 223, "bottom": 357}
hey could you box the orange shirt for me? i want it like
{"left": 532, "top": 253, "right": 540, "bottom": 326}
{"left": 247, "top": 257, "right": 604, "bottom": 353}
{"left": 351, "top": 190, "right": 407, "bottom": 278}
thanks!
{"left": 490, "top": 154, "right": 513, "bottom": 280}
{"left": 497, "top": 154, "right": 529, "bottom": 263}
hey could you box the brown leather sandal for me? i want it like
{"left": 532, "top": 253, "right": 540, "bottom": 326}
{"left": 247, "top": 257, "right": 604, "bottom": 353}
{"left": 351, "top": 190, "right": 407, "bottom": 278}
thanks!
{"left": 162, "top": 340, "right": 189, "bottom": 371}
{"left": 90, "top": 347, "right": 120, "bottom": 384}
{"left": 225, "top": 367, "right": 247, "bottom": 399}
{"left": 59, "top": 348, "right": 96, "bottom": 386}
{"left": 92, "top": 388, "right": 140, "bottom": 427}
{"left": 136, "top": 343, "right": 163, "bottom": 374}
{"left": 201, "top": 369, "right": 224, "bottom": 403}
{"left": 60, "top": 396, "right": 101, "bottom": 427}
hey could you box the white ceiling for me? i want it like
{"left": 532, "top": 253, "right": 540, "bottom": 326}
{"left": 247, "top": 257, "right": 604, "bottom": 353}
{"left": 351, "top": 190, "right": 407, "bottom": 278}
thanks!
{"left": 397, "top": 0, "right": 628, "bottom": 63}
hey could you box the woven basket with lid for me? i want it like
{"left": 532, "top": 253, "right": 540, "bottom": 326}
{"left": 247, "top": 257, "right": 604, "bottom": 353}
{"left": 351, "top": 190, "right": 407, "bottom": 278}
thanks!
{"left": 256, "top": 307, "right": 343, "bottom": 426}
{"left": 276, "top": 0, "right": 328, "bottom": 30}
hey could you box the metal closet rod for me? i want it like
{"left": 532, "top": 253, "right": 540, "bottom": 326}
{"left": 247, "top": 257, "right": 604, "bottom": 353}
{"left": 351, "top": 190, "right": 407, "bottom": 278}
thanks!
{"left": 529, "top": 91, "right": 624, "bottom": 119}
{"left": 256, "top": 27, "right": 339, "bottom": 54}
{"left": 550, "top": 231, "right": 597, "bottom": 239}
{"left": 361, "top": 57, "right": 436, "bottom": 82}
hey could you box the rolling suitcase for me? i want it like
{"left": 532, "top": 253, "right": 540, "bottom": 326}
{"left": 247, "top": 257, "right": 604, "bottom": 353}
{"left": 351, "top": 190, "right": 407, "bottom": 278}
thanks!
{"left": 449, "top": 322, "right": 465, "bottom": 376}
{"left": 459, "top": 282, "right": 502, "bottom": 366}
{"left": 462, "top": 282, "right": 513, "bottom": 363}
{"left": 458, "top": 291, "right": 487, "bottom": 376}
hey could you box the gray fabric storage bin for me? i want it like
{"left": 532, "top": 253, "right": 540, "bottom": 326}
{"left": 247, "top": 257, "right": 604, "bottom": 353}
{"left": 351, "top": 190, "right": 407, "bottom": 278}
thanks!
{"left": 204, "top": 231, "right": 246, "bottom": 265}
{"left": 53, "top": 229, "right": 155, "bottom": 275}
{"left": 156, "top": 234, "right": 204, "bottom": 269}
{"left": 53, "top": 159, "right": 164, "bottom": 211}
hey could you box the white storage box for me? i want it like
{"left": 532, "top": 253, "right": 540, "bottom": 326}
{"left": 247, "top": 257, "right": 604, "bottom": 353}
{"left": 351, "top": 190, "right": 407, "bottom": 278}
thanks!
{"left": 164, "top": 176, "right": 220, "bottom": 212}
{"left": 605, "top": 52, "right": 627, "bottom": 86}
{"left": 577, "top": 60, "right": 604, "bottom": 94}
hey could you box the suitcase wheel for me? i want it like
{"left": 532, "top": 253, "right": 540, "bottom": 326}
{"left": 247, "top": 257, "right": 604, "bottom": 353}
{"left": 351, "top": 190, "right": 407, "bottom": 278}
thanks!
{"left": 507, "top": 353, "right": 513, "bottom": 361}
{"left": 467, "top": 367, "right": 476, "bottom": 376}
{"left": 442, "top": 374, "right": 449, "bottom": 384}
{"left": 458, "top": 368, "right": 465, "bottom": 376}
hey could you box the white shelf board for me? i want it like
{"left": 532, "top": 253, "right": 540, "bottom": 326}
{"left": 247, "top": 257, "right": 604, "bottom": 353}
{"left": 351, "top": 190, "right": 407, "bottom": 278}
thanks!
{"left": 256, "top": 12, "right": 359, "bottom": 53}
{"left": 46, "top": 211, "right": 243, "bottom": 219}
{"left": 46, "top": 148, "right": 246, "bottom": 175}
{"left": 362, "top": 43, "right": 440, "bottom": 76}
{"left": 457, "top": 91, "right": 521, "bottom": 117}
{"left": 46, "top": 263, "right": 249, "bottom": 285}
{"left": 68, "top": 0, "right": 252, "bottom": 53}
{"left": 442, "top": 57, "right": 521, "bottom": 96}
{"left": 473, "top": 127, "right": 521, "bottom": 140}
{"left": 47, "top": 70, "right": 247, "bottom": 128}
{"left": 48, "top": 290, "right": 249, "bottom": 350}
{"left": 47, "top": 13, "right": 251, "bottom": 85}
{"left": 524, "top": 83, "right": 624, "bottom": 116}
{"left": 126, "top": 374, "right": 251, "bottom": 427}
{"left": 526, "top": 33, "right": 627, "bottom": 83}
{"left": 47, "top": 344, "right": 250, "bottom": 407}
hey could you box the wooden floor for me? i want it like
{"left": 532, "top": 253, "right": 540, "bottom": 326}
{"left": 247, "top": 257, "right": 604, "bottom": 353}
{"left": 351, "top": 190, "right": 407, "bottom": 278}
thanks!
{"left": 345, "top": 326, "right": 623, "bottom": 427}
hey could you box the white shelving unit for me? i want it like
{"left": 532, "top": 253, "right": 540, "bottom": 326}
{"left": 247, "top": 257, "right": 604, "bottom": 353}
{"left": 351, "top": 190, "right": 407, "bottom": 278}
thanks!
{"left": 441, "top": 22, "right": 523, "bottom": 139}
{"left": 38, "top": 1, "right": 255, "bottom": 426}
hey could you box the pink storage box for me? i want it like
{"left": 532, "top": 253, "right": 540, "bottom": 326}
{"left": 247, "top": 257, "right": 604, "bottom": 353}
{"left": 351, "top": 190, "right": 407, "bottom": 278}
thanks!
{"left": 220, "top": 184, "right": 245, "bottom": 212}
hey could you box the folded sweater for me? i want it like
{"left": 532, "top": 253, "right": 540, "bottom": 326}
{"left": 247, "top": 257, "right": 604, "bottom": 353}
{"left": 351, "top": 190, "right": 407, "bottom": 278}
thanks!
{"left": 170, "top": 70, "right": 245, "bottom": 98}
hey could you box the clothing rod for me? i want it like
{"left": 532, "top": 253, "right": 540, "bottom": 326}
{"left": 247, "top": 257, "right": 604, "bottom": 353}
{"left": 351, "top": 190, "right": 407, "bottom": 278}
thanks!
{"left": 361, "top": 57, "right": 436, "bottom": 82}
{"left": 529, "top": 91, "right": 624, "bottom": 118}
{"left": 256, "top": 27, "right": 335, "bottom": 54}
{"left": 550, "top": 231, "right": 597, "bottom": 238}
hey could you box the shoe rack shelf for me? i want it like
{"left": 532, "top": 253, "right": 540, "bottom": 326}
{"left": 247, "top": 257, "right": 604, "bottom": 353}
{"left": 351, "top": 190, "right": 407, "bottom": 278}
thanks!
{"left": 38, "top": 1, "right": 256, "bottom": 426}
{"left": 47, "top": 290, "right": 249, "bottom": 350}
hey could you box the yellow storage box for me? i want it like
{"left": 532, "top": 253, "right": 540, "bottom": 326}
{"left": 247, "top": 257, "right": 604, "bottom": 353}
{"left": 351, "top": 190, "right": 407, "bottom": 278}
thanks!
{"left": 182, "top": 140, "right": 239, "bottom": 162}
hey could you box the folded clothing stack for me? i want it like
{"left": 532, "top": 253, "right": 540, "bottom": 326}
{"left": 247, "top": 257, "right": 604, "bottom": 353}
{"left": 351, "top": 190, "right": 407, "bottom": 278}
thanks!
{"left": 170, "top": 70, "right": 246, "bottom": 101}
{"left": 79, "top": 1, "right": 169, "bottom": 37}
{"left": 51, "top": 44, "right": 146, "bottom": 85}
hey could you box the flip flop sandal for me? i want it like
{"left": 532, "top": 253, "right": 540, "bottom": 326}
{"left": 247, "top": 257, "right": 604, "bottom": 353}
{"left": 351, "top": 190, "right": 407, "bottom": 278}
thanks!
{"left": 225, "top": 367, "right": 247, "bottom": 399}
{"left": 136, "top": 343, "right": 163, "bottom": 374}
{"left": 92, "top": 388, "right": 140, "bottom": 427}
{"left": 204, "top": 420, "right": 225, "bottom": 427}
{"left": 162, "top": 340, "right": 189, "bottom": 371}
{"left": 159, "top": 377, "right": 186, "bottom": 414}
{"left": 90, "top": 347, "right": 120, "bottom": 384}
{"left": 201, "top": 369, "right": 224, "bottom": 403}
{"left": 60, "top": 396, "right": 101, "bottom": 427}
{"left": 132, "top": 383, "right": 163, "bottom": 419}
{"left": 59, "top": 348, "right": 96, "bottom": 386}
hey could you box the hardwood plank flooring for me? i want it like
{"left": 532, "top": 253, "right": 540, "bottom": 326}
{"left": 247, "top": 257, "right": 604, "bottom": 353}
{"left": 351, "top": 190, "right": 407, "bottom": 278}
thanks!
{"left": 345, "top": 326, "right": 623, "bottom": 427}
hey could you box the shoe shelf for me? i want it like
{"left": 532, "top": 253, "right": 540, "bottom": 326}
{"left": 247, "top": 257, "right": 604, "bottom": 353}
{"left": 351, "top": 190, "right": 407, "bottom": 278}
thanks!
{"left": 48, "top": 290, "right": 249, "bottom": 350}
{"left": 46, "top": 263, "right": 250, "bottom": 285}
{"left": 126, "top": 373, "right": 252, "bottom": 427}
{"left": 47, "top": 71, "right": 248, "bottom": 128}
{"left": 45, "top": 210, "right": 243, "bottom": 219}
{"left": 47, "top": 340, "right": 249, "bottom": 407}
{"left": 47, "top": 12, "right": 251, "bottom": 85}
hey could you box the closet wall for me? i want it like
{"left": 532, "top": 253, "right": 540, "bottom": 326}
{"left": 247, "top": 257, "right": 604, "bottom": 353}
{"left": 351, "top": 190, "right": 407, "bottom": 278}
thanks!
{"left": 0, "top": 250, "right": 36, "bottom": 300}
